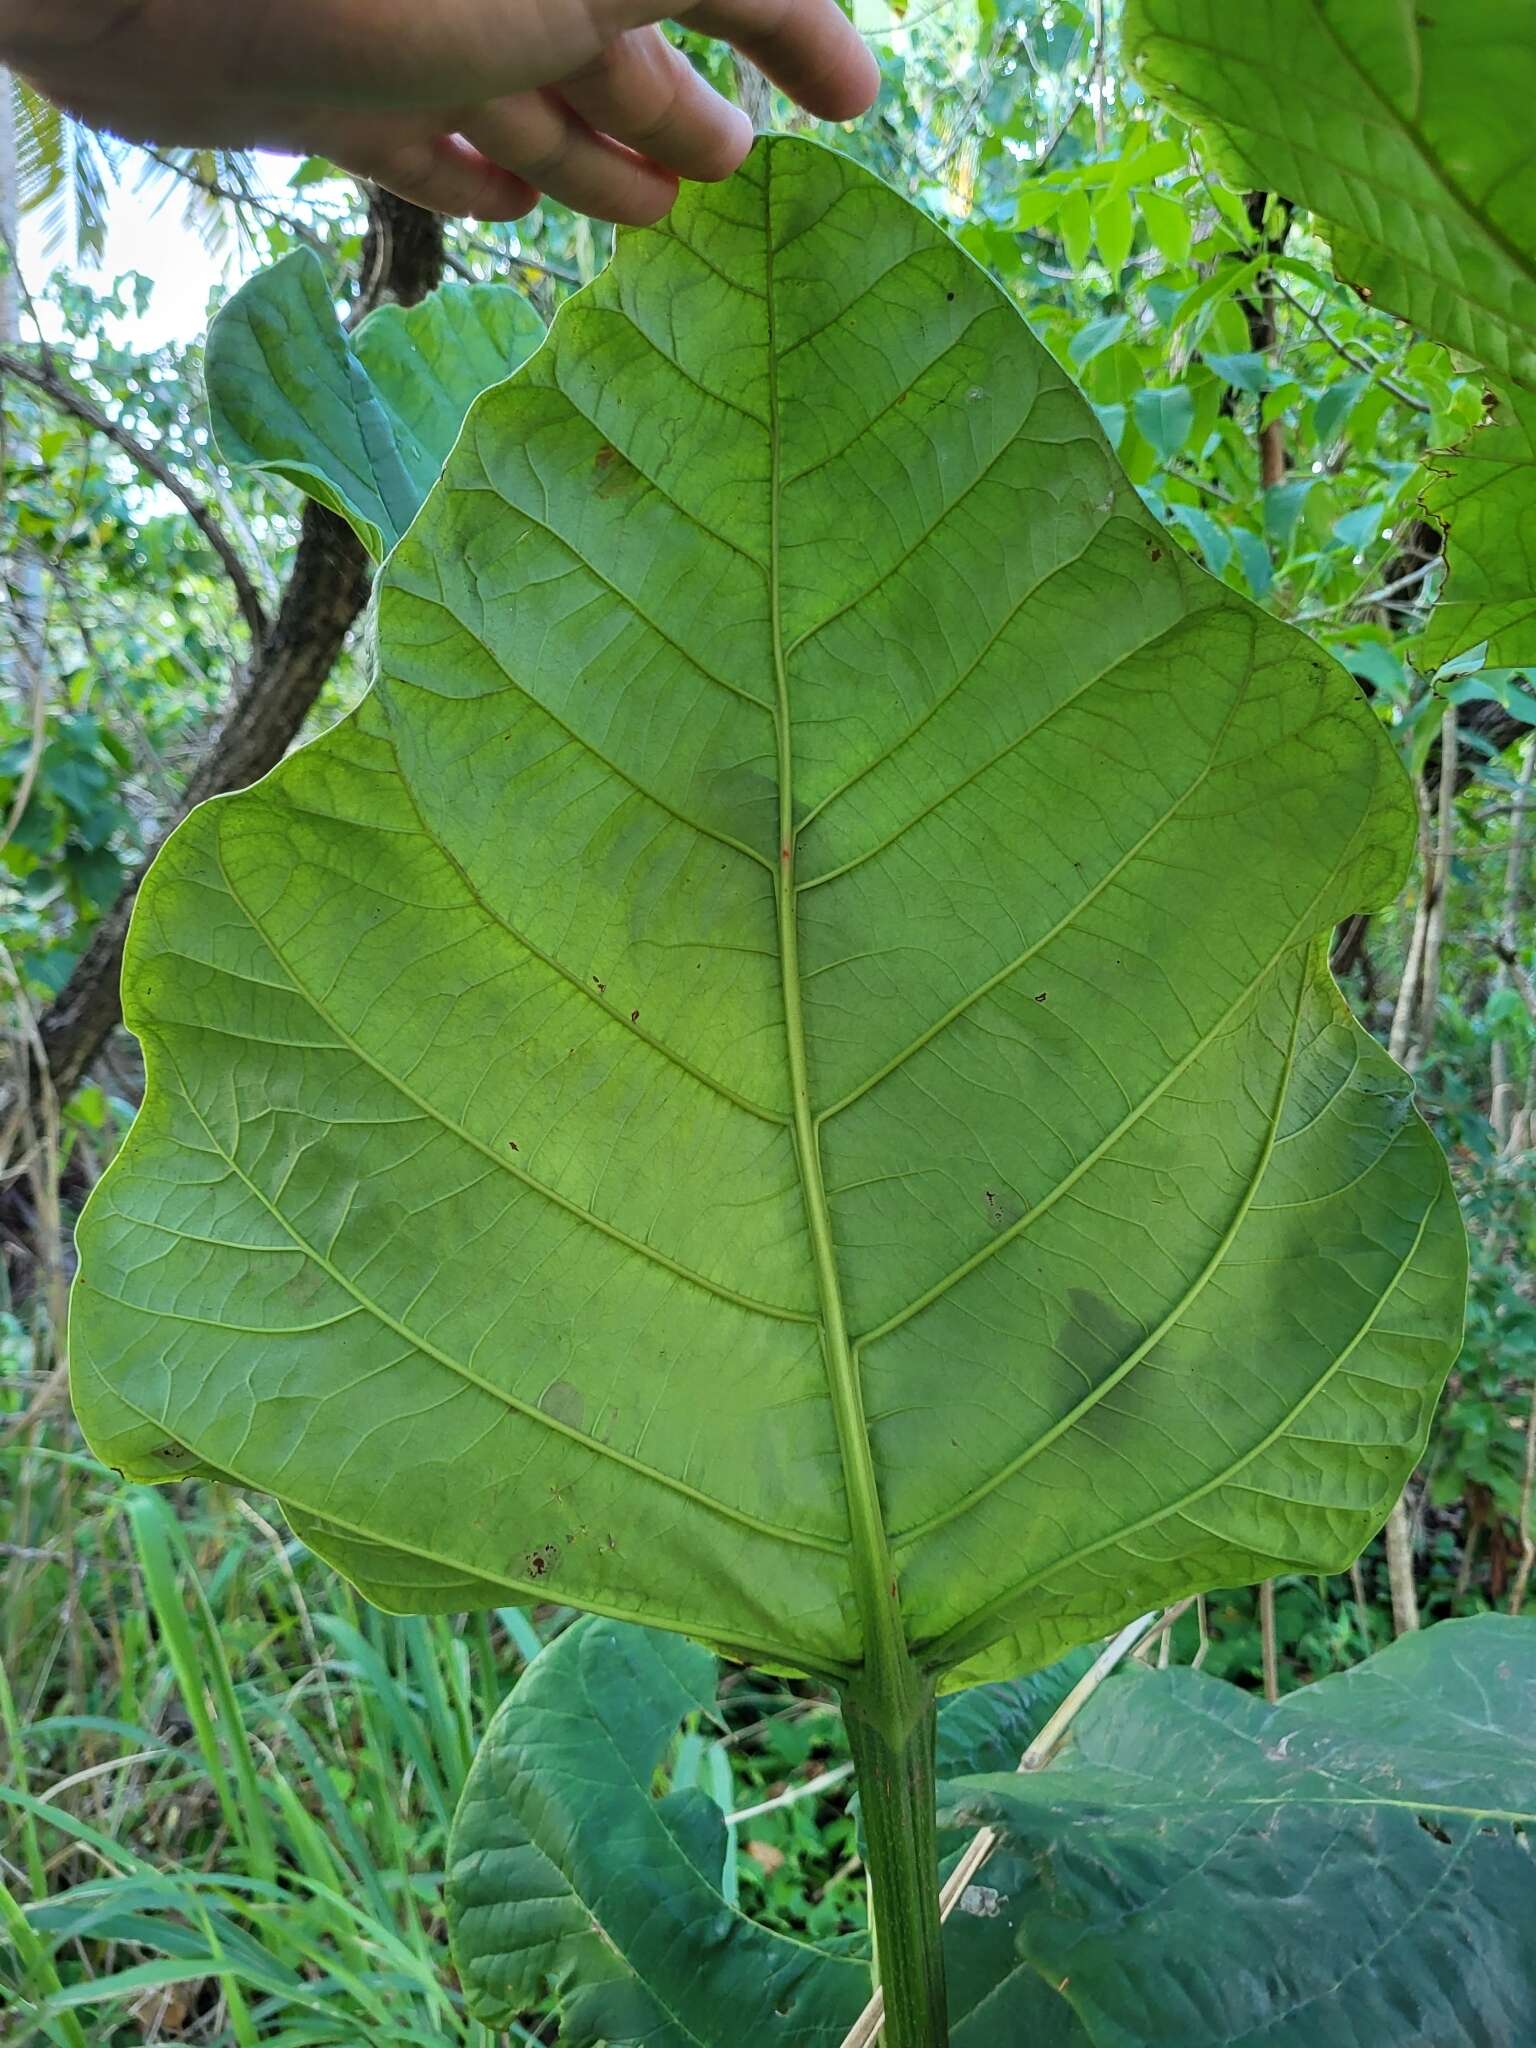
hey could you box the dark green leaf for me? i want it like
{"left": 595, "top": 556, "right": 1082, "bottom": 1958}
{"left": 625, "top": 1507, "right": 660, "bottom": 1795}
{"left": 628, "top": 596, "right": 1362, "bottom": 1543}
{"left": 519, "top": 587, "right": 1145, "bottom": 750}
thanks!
{"left": 448, "top": 1614, "right": 1087, "bottom": 2044}
{"left": 938, "top": 1616, "right": 1536, "bottom": 2048}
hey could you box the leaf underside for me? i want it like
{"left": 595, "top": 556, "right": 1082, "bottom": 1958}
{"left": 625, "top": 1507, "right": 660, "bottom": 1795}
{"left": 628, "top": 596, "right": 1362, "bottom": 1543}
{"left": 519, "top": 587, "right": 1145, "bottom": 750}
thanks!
{"left": 940, "top": 1614, "right": 1536, "bottom": 2046}
{"left": 205, "top": 247, "right": 545, "bottom": 559}
{"left": 73, "top": 137, "right": 1462, "bottom": 1691}
{"left": 1127, "top": 0, "right": 1536, "bottom": 669}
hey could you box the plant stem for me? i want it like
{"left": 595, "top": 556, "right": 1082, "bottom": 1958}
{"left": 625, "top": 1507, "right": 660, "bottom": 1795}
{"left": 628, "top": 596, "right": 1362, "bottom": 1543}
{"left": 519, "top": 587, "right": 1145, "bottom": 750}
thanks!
{"left": 843, "top": 1684, "right": 948, "bottom": 2048}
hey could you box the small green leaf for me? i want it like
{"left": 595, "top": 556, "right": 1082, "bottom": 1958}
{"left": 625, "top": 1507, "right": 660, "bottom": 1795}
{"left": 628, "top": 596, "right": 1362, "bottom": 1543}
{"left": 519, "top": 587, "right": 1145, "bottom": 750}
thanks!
{"left": 206, "top": 249, "right": 544, "bottom": 558}
{"left": 1230, "top": 525, "right": 1272, "bottom": 595}
{"left": 1332, "top": 499, "right": 1389, "bottom": 555}
{"left": 1067, "top": 314, "right": 1130, "bottom": 370}
{"left": 1312, "top": 372, "right": 1368, "bottom": 444}
{"left": 1202, "top": 349, "right": 1269, "bottom": 395}
{"left": 1131, "top": 384, "right": 1194, "bottom": 464}
{"left": 1264, "top": 476, "right": 1313, "bottom": 547}
{"left": 1166, "top": 502, "right": 1232, "bottom": 576}
{"left": 1014, "top": 185, "right": 1061, "bottom": 232}
{"left": 1139, "top": 186, "right": 1191, "bottom": 266}
{"left": 1058, "top": 187, "right": 1093, "bottom": 272}
{"left": 1092, "top": 190, "right": 1134, "bottom": 277}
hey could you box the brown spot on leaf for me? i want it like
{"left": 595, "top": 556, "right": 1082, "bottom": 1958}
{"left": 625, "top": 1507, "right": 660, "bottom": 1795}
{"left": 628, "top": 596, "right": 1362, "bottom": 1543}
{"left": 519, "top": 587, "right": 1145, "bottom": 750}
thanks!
{"left": 539, "top": 1379, "right": 585, "bottom": 1431}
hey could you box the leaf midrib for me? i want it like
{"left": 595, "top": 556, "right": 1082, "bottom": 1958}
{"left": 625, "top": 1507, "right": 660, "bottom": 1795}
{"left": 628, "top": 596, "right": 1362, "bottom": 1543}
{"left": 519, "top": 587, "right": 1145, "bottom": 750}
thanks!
{"left": 765, "top": 153, "right": 910, "bottom": 1695}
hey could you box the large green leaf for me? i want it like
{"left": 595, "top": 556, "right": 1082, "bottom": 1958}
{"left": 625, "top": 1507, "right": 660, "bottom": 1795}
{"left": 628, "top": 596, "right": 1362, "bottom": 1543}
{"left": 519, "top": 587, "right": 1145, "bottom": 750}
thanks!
{"left": 72, "top": 136, "right": 1462, "bottom": 1696}
{"left": 938, "top": 1614, "right": 1536, "bottom": 2046}
{"left": 205, "top": 248, "right": 545, "bottom": 559}
{"left": 447, "top": 1612, "right": 1086, "bottom": 2044}
{"left": 1126, "top": 0, "right": 1536, "bottom": 668}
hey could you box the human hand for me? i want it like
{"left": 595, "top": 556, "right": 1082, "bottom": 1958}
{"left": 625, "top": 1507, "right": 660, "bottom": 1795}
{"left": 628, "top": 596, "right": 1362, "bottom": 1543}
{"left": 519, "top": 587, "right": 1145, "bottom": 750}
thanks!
{"left": 3, "top": 0, "right": 880, "bottom": 224}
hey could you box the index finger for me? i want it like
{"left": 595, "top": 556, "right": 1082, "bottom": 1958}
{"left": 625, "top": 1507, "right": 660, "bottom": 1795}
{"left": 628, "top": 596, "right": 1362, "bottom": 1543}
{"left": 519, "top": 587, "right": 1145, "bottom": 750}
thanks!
{"left": 675, "top": 0, "right": 879, "bottom": 123}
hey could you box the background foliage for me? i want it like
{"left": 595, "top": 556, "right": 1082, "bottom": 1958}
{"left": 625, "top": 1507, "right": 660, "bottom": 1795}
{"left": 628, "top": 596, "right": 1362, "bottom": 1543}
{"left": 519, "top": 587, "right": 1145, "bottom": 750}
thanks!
{"left": 2, "top": 3, "right": 1532, "bottom": 2041}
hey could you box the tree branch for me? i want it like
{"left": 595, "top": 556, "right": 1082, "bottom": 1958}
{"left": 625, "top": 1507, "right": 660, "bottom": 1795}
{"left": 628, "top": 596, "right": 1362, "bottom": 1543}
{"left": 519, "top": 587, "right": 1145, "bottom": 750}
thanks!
{"left": 0, "top": 341, "right": 270, "bottom": 641}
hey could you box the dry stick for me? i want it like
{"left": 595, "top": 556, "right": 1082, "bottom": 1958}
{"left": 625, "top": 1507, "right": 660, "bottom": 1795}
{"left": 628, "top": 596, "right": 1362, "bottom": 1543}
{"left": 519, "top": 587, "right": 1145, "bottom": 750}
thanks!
{"left": 1390, "top": 710, "right": 1461, "bottom": 1629}
{"left": 1417, "top": 708, "right": 1459, "bottom": 1064}
{"left": 731, "top": 52, "right": 773, "bottom": 129}
{"left": 727, "top": 1761, "right": 855, "bottom": 1828}
{"left": 838, "top": 1610, "right": 1161, "bottom": 2048}
{"left": 1387, "top": 708, "right": 1460, "bottom": 1075}
{"left": 1348, "top": 1561, "right": 1373, "bottom": 1656}
{"left": 1454, "top": 1511, "right": 1484, "bottom": 1599}
{"left": 1, "top": 74, "right": 51, "bottom": 878}
{"left": 1387, "top": 777, "right": 1435, "bottom": 1066}
{"left": 1507, "top": 758, "right": 1536, "bottom": 1606}
{"left": 1257, "top": 1577, "right": 1280, "bottom": 1704}
{"left": 1384, "top": 1498, "right": 1421, "bottom": 1636}
{"left": 1491, "top": 737, "right": 1534, "bottom": 1150}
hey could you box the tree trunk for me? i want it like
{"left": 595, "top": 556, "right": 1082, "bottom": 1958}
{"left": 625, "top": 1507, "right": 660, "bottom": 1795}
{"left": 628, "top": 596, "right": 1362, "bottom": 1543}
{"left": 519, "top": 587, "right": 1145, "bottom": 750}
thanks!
{"left": 24, "top": 189, "right": 443, "bottom": 1106}
{"left": 1240, "top": 192, "right": 1292, "bottom": 492}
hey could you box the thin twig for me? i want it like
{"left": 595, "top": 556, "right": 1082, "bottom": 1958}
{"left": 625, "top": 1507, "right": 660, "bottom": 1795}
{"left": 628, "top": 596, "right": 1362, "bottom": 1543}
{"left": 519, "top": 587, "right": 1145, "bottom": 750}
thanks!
{"left": 1269, "top": 274, "right": 1430, "bottom": 413}
{"left": 726, "top": 1761, "right": 854, "bottom": 1828}
{"left": 0, "top": 345, "right": 268, "bottom": 641}
{"left": 461, "top": 235, "right": 582, "bottom": 286}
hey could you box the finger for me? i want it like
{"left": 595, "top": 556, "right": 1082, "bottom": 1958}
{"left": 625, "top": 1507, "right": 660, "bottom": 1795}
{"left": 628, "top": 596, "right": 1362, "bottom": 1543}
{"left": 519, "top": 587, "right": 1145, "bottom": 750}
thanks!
{"left": 558, "top": 27, "right": 753, "bottom": 182}
{"left": 462, "top": 90, "right": 679, "bottom": 225}
{"left": 328, "top": 121, "right": 540, "bottom": 220}
{"left": 679, "top": 0, "right": 879, "bottom": 122}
